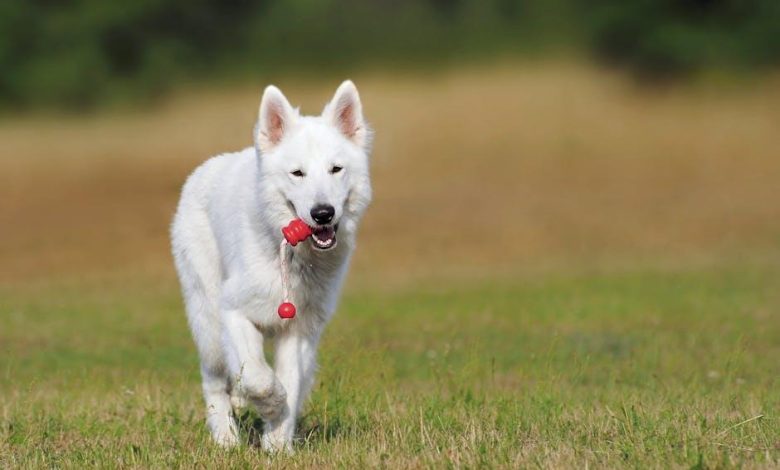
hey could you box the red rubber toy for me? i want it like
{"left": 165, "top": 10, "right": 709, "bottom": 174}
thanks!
{"left": 277, "top": 219, "right": 313, "bottom": 319}
{"left": 281, "top": 219, "right": 312, "bottom": 246}
{"left": 277, "top": 302, "right": 296, "bottom": 319}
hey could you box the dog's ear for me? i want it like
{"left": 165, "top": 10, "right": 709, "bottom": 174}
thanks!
{"left": 256, "top": 85, "right": 297, "bottom": 153}
{"left": 323, "top": 80, "right": 370, "bottom": 150}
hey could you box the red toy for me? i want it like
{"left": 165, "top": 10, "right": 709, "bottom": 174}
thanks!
{"left": 277, "top": 219, "right": 314, "bottom": 319}
{"left": 277, "top": 302, "right": 296, "bottom": 319}
{"left": 281, "top": 219, "right": 313, "bottom": 246}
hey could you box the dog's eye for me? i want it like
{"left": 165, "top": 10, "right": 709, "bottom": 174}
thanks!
{"left": 330, "top": 165, "right": 343, "bottom": 174}
{"left": 291, "top": 170, "right": 305, "bottom": 177}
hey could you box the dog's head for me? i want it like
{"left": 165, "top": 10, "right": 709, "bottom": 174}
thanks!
{"left": 255, "top": 81, "right": 372, "bottom": 251}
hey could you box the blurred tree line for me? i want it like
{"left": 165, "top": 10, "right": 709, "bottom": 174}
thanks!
{"left": 1, "top": 0, "right": 778, "bottom": 110}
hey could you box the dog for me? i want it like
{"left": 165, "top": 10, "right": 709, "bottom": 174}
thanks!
{"left": 170, "top": 81, "right": 372, "bottom": 451}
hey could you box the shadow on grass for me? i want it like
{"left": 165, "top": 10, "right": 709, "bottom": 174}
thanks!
{"left": 235, "top": 410, "right": 351, "bottom": 448}
{"left": 235, "top": 410, "right": 265, "bottom": 447}
{"left": 297, "top": 414, "right": 346, "bottom": 445}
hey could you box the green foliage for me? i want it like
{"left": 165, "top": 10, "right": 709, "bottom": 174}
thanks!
{"left": 0, "top": 0, "right": 552, "bottom": 110}
{"left": 581, "top": 0, "right": 780, "bottom": 78}
{"left": 1, "top": 0, "right": 779, "bottom": 109}
{"left": 0, "top": 0, "right": 264, "bottom": 109}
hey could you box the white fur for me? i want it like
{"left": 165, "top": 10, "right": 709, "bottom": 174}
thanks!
{"left": 170, "top": 81, "right": 372, "bottom": 451}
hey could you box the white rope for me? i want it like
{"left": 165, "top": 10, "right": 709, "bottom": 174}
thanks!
{"left": 279, "top": 239, "right": 290, "bottom": 303}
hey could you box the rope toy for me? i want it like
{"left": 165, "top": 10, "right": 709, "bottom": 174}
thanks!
{"left": 277, "top": 219, "right": 312, "bottom": 319}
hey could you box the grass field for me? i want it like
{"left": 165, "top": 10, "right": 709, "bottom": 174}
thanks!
{"left": 1, "top": 62, "right": 779, "bottom": 467}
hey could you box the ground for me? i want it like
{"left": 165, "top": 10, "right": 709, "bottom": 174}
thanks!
{"left": 1, "top": 62, "right": 779, "bottom": 468}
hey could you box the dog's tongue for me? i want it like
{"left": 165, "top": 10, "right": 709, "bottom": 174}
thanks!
{"left": 312, "top": 226, "right": 336, "bottom": 248}
{"left": 313, "top": 226, "right": 335, "bottom": 240}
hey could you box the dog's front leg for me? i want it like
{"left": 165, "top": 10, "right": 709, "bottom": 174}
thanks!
{"left": 262, "top": 329, "right": 320, "bottom": 453}
{"left": 222, "top": 310, "right": 287, "bottom": 422}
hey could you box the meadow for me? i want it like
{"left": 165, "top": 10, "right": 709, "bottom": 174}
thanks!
{"left": 1, "top": 62, "right": 779, "bottom": 467}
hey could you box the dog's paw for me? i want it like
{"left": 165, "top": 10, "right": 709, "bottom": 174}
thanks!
{"left": 246, "top": 377, "right": 287, "bottom": 421}
{"left": 208, "top": 415, "right": 240, "bottom": 448}
{"left": 212, "top": 429, "right": 240, "bottom": 449}
{"left": 261, "top": 431, "right": 294, "bottom": 454}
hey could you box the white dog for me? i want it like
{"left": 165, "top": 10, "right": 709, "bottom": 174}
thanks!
{"left": 170, "top": 81, "right": 372, "bottom": 451}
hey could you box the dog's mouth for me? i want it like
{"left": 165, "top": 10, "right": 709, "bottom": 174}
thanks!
{"left": 311, "top": 224, "right": 338, "bottom": 250}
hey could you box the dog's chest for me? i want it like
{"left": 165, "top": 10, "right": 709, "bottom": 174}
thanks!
{"left": 289, "top": 252, "right": 343, "bottom": 298}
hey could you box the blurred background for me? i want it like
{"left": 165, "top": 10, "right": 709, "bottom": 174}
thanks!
{"left": 2, "top": 0, "right": 780, "bottom": 110}
{"left": 2, "top": 2, "right": 780, "bottom": 466}
{"left": 1, "top": 0, "right": 779, "bottom": 286}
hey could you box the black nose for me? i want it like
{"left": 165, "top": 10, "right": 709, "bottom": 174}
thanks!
{"left": 310, "top": 204, "right": 335, "bottom": 225}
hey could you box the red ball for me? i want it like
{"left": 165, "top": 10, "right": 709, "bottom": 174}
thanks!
{"left": 278, "top": 302, "right": 296, "bottom": 319}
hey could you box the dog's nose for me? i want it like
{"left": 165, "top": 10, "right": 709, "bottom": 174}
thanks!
{"left": 310, "top": 204, "right": 335, "bottom": 225}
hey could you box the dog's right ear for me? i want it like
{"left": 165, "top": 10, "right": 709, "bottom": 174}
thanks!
{"left": 256, "top": 85, "right": 297, "bottom": 153}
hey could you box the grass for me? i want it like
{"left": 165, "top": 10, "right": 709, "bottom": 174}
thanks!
{"left": 1, "top": 266, "right": 779, "bottom": 467}
{"left": 1, "top": 61, "right": 780, "bottom": 467}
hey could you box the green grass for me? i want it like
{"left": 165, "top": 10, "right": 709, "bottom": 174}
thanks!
{"left": 1, "top": 265, "right": 779, "bottom": 468}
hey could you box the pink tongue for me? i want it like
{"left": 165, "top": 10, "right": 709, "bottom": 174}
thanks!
{"left": 314, "top": 227, "right": 335, "bottom": 240}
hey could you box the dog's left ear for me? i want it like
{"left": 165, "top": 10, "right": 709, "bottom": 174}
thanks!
{"left": 323, "top": 80, "right": 370, "bottom": 150}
